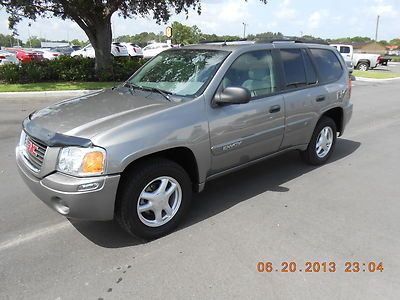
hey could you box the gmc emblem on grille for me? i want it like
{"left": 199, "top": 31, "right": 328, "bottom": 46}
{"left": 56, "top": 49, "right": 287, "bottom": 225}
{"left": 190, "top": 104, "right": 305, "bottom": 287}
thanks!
{"left": 27, "top": 140, "right": 39, "bottom": 157}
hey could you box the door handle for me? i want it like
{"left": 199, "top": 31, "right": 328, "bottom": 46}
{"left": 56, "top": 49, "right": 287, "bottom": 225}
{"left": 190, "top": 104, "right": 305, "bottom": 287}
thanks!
{"left": 316, "top": 96, "right": 326, "bottom": 102}
{"left": 269, "top": 105, "right": 281, "bottom": 113}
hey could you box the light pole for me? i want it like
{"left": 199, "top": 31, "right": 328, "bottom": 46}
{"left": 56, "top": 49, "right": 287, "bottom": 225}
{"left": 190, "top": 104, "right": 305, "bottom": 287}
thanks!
{"left": 28, "top": 23, "right": 32, "bottom": 48}
{"left": 242, "top": 22, "right": 248, "bottom": 39}
{"left": 375, "top": 15, "right": 380, "bottom": 41}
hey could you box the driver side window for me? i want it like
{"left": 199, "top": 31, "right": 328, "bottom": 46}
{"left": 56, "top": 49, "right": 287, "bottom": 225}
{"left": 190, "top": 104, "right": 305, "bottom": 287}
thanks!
{"left": 221, "top": 50, "right": 277, "bottom": 99}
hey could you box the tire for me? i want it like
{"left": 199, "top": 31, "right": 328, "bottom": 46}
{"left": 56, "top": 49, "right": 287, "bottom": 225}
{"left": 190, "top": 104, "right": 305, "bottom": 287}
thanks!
{"left": 301, "top": 116, "right": 337, "bottom": 165}
{"left": 356, "top": 62, "right": 369, "bottom": 71}
{"left": 115, "top": 158, "right": 192, "bottom": 239}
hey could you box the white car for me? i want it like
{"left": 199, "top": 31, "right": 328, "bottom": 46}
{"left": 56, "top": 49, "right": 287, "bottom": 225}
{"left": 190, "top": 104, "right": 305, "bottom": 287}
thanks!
{"left": 71, "top": 43, "right": 129, "bottom": 58}
{"left": 143, "top": 43, "right": 172, "bottom": 58}
{"left": 33, "top": 48, "right": 61, "bottom": 60}
{"left": 121, "top": 43, "right": 143, "bottom": 58}
{"left": 0, "top": 50, "right": 19, "bottom": 65}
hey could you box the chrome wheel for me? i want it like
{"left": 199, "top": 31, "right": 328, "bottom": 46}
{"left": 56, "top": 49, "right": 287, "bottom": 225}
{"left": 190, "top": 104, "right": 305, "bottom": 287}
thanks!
{"left": 137, "top": 176, "right": 182, "bottom": 227}
{"left": 358, "top": 64, "right": 368, "bottom": 71}
{"left": 315, "top": 126, "right": 334, "bottom": 158}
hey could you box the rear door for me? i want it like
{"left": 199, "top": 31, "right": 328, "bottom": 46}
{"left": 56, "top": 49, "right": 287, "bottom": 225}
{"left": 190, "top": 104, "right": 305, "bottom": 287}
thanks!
{"left": 207, "top": 50, "right": 285, "bottom": 174}
{"left": 279, "top": 48, "right": 321, "bottom": 148}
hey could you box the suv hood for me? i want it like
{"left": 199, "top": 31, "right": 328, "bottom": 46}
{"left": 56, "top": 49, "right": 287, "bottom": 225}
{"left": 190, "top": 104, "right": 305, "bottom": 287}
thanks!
{"left": 28, "top": 88, "right": 170, "bottom": 139}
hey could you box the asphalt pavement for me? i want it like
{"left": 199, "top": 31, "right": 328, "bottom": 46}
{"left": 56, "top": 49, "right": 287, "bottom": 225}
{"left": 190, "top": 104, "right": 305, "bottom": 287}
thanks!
{"left": 1, "top": 80, "right": 400, "bottom": 299}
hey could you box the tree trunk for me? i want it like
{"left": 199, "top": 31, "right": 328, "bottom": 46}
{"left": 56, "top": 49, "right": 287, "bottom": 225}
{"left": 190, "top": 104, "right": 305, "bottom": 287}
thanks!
{"left": 87, "top": 19, "right": 113, "bottom": 78}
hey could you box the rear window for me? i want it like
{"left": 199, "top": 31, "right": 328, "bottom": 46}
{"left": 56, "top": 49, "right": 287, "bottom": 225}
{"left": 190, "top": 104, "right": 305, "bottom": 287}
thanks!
{"left": 280, "top": 49, "right": 307, "bottom": 89}
{"left": 310, "top": 48, "right": 343, "bottom": 83}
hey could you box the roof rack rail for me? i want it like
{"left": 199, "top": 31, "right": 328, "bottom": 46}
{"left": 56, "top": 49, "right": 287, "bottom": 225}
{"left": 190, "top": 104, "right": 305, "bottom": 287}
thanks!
{"left": 198, "top": 38, "right": 249, "bottom": 44}
{"left": 256, "top": 37, "right": 329, "bottom": 45}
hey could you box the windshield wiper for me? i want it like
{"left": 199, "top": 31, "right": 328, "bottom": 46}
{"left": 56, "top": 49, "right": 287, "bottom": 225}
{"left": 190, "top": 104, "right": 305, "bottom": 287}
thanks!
{"left": 124, "top": 82, "right": 172, "bottom": 102}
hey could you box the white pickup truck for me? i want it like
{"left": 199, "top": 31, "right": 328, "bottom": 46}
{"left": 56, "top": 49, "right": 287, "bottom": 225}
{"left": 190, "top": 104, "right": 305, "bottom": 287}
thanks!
{"left": 330, "top": 44, "right": 381, "bottom": 71}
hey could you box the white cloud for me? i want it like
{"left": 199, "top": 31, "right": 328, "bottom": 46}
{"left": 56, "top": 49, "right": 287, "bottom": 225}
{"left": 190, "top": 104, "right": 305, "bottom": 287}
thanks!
{"left": 218, "top": 0, "right": 250, "bottom": 23}
{"left": 307, "top": 10, "right": 328, "bottom": 30}
{"left": 275, "top": 0, "right": 297, "bottom": 20}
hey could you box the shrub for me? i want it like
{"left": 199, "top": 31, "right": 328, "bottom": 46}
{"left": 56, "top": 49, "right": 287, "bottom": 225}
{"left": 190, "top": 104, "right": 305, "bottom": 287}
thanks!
{"left": 0, "top": 56, "right": 146, "bottom": 84}
{"left": 0, "top": 63, "right": 19, "bottom": 83}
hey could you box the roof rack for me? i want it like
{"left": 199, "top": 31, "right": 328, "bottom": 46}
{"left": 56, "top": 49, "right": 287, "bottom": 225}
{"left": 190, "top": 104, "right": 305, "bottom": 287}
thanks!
{"left": 256, "top": 37, "right": 329, "bottom": 45}
{"left": 199, "top": 38, "right": 249, "bottom": 44}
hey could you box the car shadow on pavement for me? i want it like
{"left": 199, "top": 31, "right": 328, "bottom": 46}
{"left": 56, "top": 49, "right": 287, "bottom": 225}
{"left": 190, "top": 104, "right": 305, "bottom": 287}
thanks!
{"left": 71, "top": 138, "right": 360, "bottom": 248}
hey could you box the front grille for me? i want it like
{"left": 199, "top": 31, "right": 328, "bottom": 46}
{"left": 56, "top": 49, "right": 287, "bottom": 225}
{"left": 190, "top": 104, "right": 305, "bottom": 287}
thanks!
{"left": 23, "top": 135, "right": 47, "bottom": 171}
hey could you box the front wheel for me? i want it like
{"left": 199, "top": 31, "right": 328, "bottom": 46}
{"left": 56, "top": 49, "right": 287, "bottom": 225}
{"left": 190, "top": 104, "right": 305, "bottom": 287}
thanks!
{"left": 115, "top": 158, "right": 192, "bottom": 239}
{"left": 301, "top": 117, "right": 337, "bottom": 165}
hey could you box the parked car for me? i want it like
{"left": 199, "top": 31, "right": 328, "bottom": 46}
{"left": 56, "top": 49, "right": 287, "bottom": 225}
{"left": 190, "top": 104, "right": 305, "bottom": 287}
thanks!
{"left": 33, "top": 48, "right": 61, "bottom": 60}
{"left": 330, "top": 44, "right": 380, "bottom": 71}
{"left": 50, "top": 46, "right": 75, "bottom": 56}
{"left": 0, "top": 50, "right": 20, "bottom": 65}
{"left": 16, "top": 41, "right": 353, "bottom": 239}
{"left": 71, "top": 44, "right": 95, "bottom": 58}
{"left": 71, "top": 43, "right": 129, "bottom": 58}
{"left": 121, "top": 43, "right": 143, "bottom": 58}
{"left": 4, "top": 48, "right": 43, "bottom": 63}
{"left": 143, "top": 43, "right": 173, "bottom": 58}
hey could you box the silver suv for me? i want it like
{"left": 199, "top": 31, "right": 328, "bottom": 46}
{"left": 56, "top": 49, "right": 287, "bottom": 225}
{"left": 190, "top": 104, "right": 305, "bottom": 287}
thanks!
{"left": 16, "top": 41, "right": 353, "bottom": 239}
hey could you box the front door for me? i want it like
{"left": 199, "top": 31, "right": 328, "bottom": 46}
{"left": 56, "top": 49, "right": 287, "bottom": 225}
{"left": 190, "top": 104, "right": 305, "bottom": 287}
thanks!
{"left": 207, "top": 50, "right": 285, "bottom": 175}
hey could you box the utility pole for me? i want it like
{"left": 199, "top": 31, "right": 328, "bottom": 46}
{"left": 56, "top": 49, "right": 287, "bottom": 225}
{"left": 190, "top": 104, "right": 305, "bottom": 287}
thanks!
{"left": 375, "top": 15, "right": 380, "bottom": 41}
{"left": 28, "top": 23, "right": 32, "bottom": 48}
{"left": 242, "top": 22, "right": 248, "bottom": 39}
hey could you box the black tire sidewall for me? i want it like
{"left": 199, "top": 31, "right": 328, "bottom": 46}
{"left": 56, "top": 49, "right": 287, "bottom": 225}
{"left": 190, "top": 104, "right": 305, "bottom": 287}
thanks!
{"left": 304, "top": 117, "right": 337, "bottom": 165}
{"left": 117, "top": 159, "right": 192, "bottom": 239}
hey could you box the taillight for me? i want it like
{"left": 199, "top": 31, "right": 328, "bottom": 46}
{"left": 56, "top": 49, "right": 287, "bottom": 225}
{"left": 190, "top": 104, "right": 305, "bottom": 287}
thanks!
{"left": 116, "top": 47, "right": 120, "bottom": 53}
{"left": 53, "top": 54, "right": 59, "bottom": 56}
{"left": 0, "top": 55, "right": 5, "bottom": 59}
{"left": 133, "top": 48, "right": 137, "bottom": 53}
{"left": 377, "top": 56, "right": 381, "bottom": 62}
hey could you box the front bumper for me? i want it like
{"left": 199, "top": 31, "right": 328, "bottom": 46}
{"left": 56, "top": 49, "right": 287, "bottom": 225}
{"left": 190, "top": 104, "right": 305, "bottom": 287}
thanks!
{"left": 17, "top": 152, "right": 120, "bottom": 221}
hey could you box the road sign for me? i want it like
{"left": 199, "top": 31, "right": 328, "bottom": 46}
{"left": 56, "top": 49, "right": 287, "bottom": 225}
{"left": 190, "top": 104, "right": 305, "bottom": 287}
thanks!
{"left": 165, "top": 26, "right": 173, "bottom": 38}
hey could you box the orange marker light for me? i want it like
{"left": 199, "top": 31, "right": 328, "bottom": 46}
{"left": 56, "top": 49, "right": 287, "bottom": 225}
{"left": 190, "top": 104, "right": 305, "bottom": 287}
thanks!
{"left": 82, "top": 151, "right": 105, "bottom": 174}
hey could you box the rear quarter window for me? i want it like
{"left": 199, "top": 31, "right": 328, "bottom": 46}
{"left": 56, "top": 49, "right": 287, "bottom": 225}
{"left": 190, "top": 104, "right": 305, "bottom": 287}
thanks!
{"left": 310, "top": 48, "right": 343, "bottom": 83}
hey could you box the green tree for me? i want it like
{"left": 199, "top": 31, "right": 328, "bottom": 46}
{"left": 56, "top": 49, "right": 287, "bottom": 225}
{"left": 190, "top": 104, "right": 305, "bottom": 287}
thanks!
{"left": 0, "top": 0, "right": 267, "bottom": 77}
{"left": 0, "top": 33, "right": 23, "bottom": 47}
{"left": 26, "top": 36, "right": 46, "bottom": 48}
{"left": 171, "top": 21, "right": 201, "bottom": 45}
{"left": 70, "top": 39, "right": 89, "bottom": 48}
{"left": 389, "top": 38, "right": 400, "bottom": 46}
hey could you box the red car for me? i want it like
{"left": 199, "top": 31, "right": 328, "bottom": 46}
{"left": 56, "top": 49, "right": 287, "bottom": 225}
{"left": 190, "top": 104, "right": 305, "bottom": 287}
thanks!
{"left": 5, "top": 48, "right": 43, "bottom": 63}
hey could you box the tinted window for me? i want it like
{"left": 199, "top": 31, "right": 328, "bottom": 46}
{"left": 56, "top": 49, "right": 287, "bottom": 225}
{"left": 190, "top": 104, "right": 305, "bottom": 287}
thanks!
{"left": 310, "top": 49, "right": 343, "bottom": 83}
{"left": 340, "top": 46, "right": 350, "bottom": 54}
{"left": 280, "top": 49, "right": 307, "bottom": 88}
{"left": 221, "top": 50, "right": 278, "bottom": 98}
{"left": 302, "top": 49, "right": 317, "bottom": 84}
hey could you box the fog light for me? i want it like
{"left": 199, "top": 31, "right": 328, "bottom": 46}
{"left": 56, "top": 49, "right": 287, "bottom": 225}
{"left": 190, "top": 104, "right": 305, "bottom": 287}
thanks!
{"left": 77, "top": 182, "right": 100, "bottom": 192}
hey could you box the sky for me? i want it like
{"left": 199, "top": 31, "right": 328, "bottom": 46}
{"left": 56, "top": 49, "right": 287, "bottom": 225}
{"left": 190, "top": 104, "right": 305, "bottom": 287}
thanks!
{"left": 0, "top": 0, "right": 399, "bottom": 42}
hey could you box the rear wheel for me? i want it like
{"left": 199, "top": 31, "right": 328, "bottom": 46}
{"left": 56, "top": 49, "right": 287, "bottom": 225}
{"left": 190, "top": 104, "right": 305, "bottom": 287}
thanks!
{"left": 115, "top": 158, "right": 192, "bottom": 239}
{"left": 301, "top": 117, "right": 337, "bottom": 165}
{"left": 356, "top": 62, "right": 369, "bottom": 71}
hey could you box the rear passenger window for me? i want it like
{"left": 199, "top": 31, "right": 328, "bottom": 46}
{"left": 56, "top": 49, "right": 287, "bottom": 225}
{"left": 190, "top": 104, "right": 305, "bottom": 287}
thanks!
{"left": 221, "top": 50, "right": 277, "bottom": 98}
{"left": 340, "top": 46, "right": 350, "bottom": 54}
{"left": 280, "top": 49, "right": 307, "bottom": 89}
{"left": 310, "top": 49, "right": 343, "bottom": 83}
{"left": 302, "top": 49, "right": 317, "bottom": 84}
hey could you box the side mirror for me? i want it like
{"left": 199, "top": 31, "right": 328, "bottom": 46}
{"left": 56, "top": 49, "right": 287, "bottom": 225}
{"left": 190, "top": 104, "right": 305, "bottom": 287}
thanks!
{"left": 214, "top": 87, "right": 251, "bottom": 105}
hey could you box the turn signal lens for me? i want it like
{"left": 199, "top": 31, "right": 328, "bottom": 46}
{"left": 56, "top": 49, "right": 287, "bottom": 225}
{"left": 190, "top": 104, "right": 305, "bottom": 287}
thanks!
{"left": 82, "top": 151, "right": 105, "bottom": 174}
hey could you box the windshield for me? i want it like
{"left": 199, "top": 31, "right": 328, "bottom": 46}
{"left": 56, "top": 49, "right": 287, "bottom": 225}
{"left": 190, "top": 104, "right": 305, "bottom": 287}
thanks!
{"left": 129, "top": 49, "right": 229, "bottom": 97}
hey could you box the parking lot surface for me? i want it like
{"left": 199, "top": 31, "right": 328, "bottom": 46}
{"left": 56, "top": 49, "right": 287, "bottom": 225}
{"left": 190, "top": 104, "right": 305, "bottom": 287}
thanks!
{"left": 1, "top": 80, "right": 400, "bottom": 299}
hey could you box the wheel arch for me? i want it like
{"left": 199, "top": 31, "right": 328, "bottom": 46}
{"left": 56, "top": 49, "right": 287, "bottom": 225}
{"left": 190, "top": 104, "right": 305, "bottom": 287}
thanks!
{"left": 321, "top": 107, "right": 344, "bottom": 136}
{"left": 120, "top": 147, "right": 200, "bottom": 191}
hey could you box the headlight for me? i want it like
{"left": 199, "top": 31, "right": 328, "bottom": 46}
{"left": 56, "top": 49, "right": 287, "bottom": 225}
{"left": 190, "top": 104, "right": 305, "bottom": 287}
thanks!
{"left": 16, "top": 131, "right": 27, "bottom": 157}
{"left": 57, "top": 146, "right": 106, "bottom": 177}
